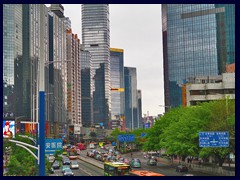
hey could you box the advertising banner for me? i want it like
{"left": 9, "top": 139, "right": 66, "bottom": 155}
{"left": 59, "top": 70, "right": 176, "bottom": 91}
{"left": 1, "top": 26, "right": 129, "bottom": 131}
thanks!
{"left": 74, "top": 124, "right": 81, "bottom": 135}
{"left": 3, "top": 120, "right": 15, "bottom": 138}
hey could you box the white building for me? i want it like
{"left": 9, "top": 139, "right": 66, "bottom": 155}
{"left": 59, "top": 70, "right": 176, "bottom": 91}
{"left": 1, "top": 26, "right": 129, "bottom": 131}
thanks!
{"left": 186, "top": 73, "right": 235, "bottom": 106}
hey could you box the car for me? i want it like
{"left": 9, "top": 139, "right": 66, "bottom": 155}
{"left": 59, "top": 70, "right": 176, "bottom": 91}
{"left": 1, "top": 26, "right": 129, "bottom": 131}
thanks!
{"left": 130, "top": 158, "right": 141, "bottom": 168}
{"left": 123, "top": 158, "right": 130, "bottom": 165}
{"left": 63, "top": 168, "right": 74, "bottom": 176}
{"left": 62, "top": 165, "right": 70, "bottom": 173}
{"left": 62, "top": 157, "right": 71, "bottom": 165}
{"left": 147, "top": 158, "right": 157, "bottom": 166}
{"left": 118, "top": 157, "right": 124, "bottom": 163}
{"left": 70, "top": 161, "right": 79, "bottom": 169}
{"left": 176, "top": 165, "right": 188, "bottom": 172}
{"left": 95, "top": 154, "right": 101, "bottom": 161}
{"left": 89, "top": 143, "right": 95, "bottom": 149}
{"left": 52, "top": 161, "right": 60, "bottom": 169}
{"left": 48, "top": 155, "right": 55, "bottom": 163}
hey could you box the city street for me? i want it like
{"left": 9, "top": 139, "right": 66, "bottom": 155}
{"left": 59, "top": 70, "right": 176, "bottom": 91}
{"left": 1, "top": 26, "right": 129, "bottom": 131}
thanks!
{"left": 50, "top": 158, "right": 103, "bottom": 176}
{"left": 75, "top": 146, "right": 217, "bottom": 176}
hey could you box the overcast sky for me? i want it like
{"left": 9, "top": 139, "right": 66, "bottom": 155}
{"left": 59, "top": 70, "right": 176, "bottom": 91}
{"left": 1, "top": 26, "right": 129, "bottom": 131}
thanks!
{"left": 49, "top": 4, "right": 165, "bottom": 116}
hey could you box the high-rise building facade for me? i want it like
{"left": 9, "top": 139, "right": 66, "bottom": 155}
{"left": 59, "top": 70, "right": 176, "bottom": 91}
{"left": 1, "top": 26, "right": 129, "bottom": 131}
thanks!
{"left": 162, "top": 4, "right": 235, "bottom": 109}
{"left": 82, "top": 4, "right": 111, "bottom": 128}
{"left": 110, "top": 48, "right": 125, "bottom": 121}
{"left": 80, "top": 46, "right": 93, "bottom": 127}
{"left": 66, "top": 29, "right": 82, "bottom": 127}
{"left": 124, "top": 67, "right": 138, "bottom": 130}
{"left": 3, "top": 4, "right": 23, "bottom": 119}
{"left": 137, "top": 90, "right": 143, "bottom": 129}
{"left": 48, "top": 5, "right": 68, "bottom": 136}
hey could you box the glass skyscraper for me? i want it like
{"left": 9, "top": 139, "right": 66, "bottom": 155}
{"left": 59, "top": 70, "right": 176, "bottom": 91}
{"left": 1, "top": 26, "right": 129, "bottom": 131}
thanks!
{"left": 110, "top": 48, "right": 125, "bottom": 121}
{"left": 124, "top": 67, "right": 138, "bottom": 130}
{"left": 137, "top": 90, "right": 143, "bottom": 129}
{"left": 80, "top": 47, "right": 93, "bottom": 127}
{"left": 162, "top": 4, "right": 235, "bottom": 109}
{"left": 3, "top": 4, "right": 23, "bottom": 119}
{"left": 82, "top": 4, "right": 110, "bottom": 128}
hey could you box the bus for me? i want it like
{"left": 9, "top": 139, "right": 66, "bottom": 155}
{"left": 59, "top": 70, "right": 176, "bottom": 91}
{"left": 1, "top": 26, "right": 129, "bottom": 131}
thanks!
{"left": 104, "top": 162, "right": 131, "bottom": 176}
{"left": 130, "top": 170, "right": 165, "bottom": 176}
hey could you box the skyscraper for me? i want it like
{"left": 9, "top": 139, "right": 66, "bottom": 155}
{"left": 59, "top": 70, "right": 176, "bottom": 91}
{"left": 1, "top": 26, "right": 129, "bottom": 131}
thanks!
{"left": 48, "top": 4, "right": 68, "bottom": 136}
{"left": 124, "top": 67, "right": 138, "bottom": 130}
{"left": 162, "top": 4, "right": 235, "bottom": 109}
{"left": 82, "top": 4, "right": 110, "bottom": 128}
{"left": 66, "top": 29, "right": 82, "bottom": 127}
{"left": 110, "top": 48, "right": 125, "bottom": 122}
{"left": 80, "top": 46, "right": 93, "bottom": 127}
{"left": 3, "top": 4, "right": 23, "bottom": 119}
{"left": 137, "top": 90, "right": 143, "bottom": 129}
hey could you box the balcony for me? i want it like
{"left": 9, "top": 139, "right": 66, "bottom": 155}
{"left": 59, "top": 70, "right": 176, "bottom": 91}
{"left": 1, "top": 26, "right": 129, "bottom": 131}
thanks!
{"left": 206, "top": 94, "right": 224, "bottom": 100}
{"left": 190, "top": 95, "right": 206, "bottom": 101}
{"left": 190, "top": 84, "right": 206, "bottom": 90}
{"left": 206, "top": 83, "right": 223, "bottom": 90}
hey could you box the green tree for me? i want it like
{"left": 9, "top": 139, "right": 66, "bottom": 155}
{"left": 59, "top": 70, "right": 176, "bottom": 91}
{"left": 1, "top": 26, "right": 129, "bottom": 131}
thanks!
{"left": 144, "top": 99, "right": 235, "bottom": 168}
{"left": 4, "top": 135, "right": 38, "bottom": 176}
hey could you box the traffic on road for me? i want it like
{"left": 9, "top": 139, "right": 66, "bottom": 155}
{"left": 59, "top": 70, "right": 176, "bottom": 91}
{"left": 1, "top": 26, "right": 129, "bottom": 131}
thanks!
{"left": 48, "top": 142, "right": 215, "bottom": 176}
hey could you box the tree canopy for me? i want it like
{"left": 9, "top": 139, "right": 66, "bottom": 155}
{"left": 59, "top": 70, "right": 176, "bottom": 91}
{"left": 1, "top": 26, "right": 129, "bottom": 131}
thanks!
{"left": 143, "top": 99, "right": 235, "bottom": 166}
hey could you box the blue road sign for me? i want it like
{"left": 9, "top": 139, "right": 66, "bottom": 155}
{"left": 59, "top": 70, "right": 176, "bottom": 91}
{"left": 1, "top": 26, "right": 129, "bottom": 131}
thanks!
{"left": 45, "top": 138, "right": 63, "bottom": 154}
{"left": 199, "top": 132, "right": 229, "bottom": 147}
{"left": 118, "top": 134, "right": 135, "bottom": 142}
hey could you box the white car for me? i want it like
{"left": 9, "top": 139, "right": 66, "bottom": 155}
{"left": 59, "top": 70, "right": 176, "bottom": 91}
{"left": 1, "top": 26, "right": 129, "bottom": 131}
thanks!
{"left": 48, "top": 155, "right": 55, "bottom": 163}
{"left": 89, "top": 143, "right": 95, "bottom": 149}
{"left": 70, "top": 161, "right": 79, "bottom": 169}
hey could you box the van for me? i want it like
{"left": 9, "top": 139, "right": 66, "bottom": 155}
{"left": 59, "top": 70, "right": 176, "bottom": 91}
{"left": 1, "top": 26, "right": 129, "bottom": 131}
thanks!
{"left": 89, "top": 143, "right": 95, "bottom": 149}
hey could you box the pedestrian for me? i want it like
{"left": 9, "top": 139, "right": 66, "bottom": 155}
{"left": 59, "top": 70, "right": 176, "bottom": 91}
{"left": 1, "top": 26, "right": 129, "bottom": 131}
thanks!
{"left": 131, "top": 153, "right": 133, "bottom": 158}
{"left": 187, "top": 157, "right": 190, "bottom": 164}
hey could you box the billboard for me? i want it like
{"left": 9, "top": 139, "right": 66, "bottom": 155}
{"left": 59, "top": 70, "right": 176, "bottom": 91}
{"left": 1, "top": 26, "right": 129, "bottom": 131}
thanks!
{"left": 199, "top": 132, "right": 229, "bottom": 147}
{"left": 45, "top": 138, "right": 63, "bottom": 154}
{"left": 74, "top": 124, "right": 81, "bottom": 135}
{"left": 3, "top": 120, "right": 15, "bottom": 138}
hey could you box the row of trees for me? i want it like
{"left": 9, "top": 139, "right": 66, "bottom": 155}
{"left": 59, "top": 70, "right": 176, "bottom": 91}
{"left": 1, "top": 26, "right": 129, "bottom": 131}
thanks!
{"left": 109, "top": 99, "right": 235, "bottom": 167}
{"left": 143, "top": 99, "right": 235, "bottom": 167}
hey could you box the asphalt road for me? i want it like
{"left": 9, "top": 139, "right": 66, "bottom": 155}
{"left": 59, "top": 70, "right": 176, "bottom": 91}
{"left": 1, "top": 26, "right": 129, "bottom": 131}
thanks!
{"left": 49, "top": 156, "right": 103, "bottom": 176}
{"left": 82, "top": 146, "right": 216, "bottom": 176}
{"left": 49, "top": 146, "right": 217, "bottom": 176}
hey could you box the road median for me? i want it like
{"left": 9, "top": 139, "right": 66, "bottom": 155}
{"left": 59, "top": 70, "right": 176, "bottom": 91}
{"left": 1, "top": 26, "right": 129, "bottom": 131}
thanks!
{"left": 78, "top": 156, "right": 104, "bottom": 169}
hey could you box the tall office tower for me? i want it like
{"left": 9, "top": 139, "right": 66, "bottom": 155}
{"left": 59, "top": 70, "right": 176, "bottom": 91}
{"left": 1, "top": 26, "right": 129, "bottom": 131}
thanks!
{"left": 48, "top": 4, "right": 68, "bottom": 136}
{"left": 82, "top": 4, "right": 111, "bottom": 128}
{"left": 80, "top": 46, "right": 93, "bottom": 127}
{"left": 137, "top": 90, "right": 143, "bottom": 129}
{"left": 162, "top": 4, "right": 235, "bottom": 109}
{"left": 124, "top": 67, "right": 138, "bottom": 130}
{"left": 3, "top": 4, "right": 23, "bottom": 119}
{"left": 66, "top": 29, "right": 82, "bottom": 128}
{"left": 110, "top": 48, "right": 125, "bottom": 124}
